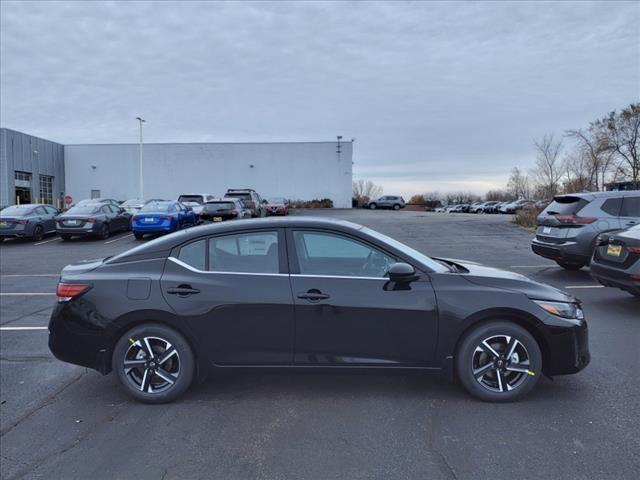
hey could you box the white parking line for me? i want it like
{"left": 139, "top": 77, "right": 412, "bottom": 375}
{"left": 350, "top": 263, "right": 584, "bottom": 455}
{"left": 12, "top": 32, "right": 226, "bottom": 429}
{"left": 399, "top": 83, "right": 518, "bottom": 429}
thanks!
{"left": 0, "top": 326, "right": 48, "bottom": 331}
{"left": 565, "top": 285, "right": 605, "bottom": 289}
{"left": 0, "top": 274, "right": 58, "bottom": 278}
{"left": 104, "top": 233, "right": 133, "bottom": 244}
{"left": 0, "top": 293, "right": 55, "bottom": 296}
{"left": 510, "top": 265, "right": 558, "bottom": 268}
{"left": 34, "top": 237, "right": 62, "bottom": 246}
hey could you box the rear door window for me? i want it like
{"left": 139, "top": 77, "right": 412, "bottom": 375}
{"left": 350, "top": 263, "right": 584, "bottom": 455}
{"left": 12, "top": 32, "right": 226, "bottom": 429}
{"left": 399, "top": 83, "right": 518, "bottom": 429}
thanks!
{"left": 209, "top": 231, "right": 279, "bottom": 273}
{"left": 620, "top": 196, "right": 640, "bottom": 217}
{"left": 178, "top": 239, "right": 206, "bottom": 271}
{"left": 600, "top": 198, "right": 622, "bottom": 216}
{"left": 542, "top": 196, "right": 588, "bottom": 215}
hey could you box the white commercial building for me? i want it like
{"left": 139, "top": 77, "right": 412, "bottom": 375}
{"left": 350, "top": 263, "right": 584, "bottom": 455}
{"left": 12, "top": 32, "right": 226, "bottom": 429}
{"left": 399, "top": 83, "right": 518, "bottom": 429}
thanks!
{"left": 64, "top": 140, "right": 353, "bottom": 208}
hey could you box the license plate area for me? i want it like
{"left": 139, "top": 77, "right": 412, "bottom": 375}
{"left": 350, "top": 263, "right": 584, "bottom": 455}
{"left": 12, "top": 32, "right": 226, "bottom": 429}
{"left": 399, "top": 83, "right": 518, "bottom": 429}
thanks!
{"left": 213, "top": 217, "right": 223, "bottom": 222}
{"left": 606, "top": 244, "right": 622, "bottom": 257}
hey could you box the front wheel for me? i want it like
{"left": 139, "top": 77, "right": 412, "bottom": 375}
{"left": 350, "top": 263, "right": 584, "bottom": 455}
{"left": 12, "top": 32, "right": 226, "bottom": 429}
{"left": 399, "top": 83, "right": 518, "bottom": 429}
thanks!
{"left": 112, "top": 323, "right": 195, "bottom": 404}
{"left": 556, "top": 261, "right": 585, "bottom": 270}
{"left": 369, "top": 203, "right": 377, "bottom": 210}
{"left": 393, "top": 204, "right": 400, "bottom": 210}
{"left": 456, "top": 321, "right": 542, "bottom": 402}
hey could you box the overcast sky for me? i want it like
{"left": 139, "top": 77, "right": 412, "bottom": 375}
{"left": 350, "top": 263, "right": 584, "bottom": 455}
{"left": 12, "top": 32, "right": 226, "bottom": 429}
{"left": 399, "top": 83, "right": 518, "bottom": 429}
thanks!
{"left": 1, "top": 1, "right": 639, "bottom": 196}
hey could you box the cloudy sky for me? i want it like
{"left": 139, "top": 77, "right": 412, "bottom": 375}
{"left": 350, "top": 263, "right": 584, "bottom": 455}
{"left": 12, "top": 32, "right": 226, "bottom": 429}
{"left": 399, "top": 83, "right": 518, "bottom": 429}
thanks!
{"left": 1, "top": 1, "right": 639, "bottom": 196}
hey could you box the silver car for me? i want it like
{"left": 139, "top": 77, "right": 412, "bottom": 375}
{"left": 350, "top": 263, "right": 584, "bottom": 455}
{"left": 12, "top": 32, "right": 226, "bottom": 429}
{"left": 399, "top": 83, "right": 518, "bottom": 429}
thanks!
{"left": 531, "top": 191, "right": 640, "bottom": 270}
{"left": 368, "top": 196, "right": 406, "bottom": 210}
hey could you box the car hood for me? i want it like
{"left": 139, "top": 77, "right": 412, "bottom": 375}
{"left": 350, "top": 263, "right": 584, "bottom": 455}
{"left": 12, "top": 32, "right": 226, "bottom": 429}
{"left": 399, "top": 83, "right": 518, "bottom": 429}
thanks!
{"left": 439, "top": 258, "right": 576, "bottom": 303}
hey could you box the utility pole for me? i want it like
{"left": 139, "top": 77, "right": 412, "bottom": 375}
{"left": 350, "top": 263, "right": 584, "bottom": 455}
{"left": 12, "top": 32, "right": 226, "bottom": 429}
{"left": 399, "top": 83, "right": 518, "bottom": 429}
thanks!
{"left": 136, "top": 117, "right": 146, "bottom": 199}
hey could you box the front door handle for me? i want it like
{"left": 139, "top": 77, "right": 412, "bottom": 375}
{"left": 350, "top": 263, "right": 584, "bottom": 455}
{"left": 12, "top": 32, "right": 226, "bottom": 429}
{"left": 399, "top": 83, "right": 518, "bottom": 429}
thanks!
{"left": 297, "top": 290, "right": 330, "bottom": 301}
{"left": 167, "top": 285, "right": 200, "bottom": 296}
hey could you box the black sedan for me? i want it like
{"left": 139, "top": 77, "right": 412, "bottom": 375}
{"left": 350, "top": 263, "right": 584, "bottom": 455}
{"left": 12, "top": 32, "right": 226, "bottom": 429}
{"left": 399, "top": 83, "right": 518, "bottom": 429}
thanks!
{"left": 48, "top": 217, "right": 590, "bottom": 403}
{"left": 0, "top": 204, "right": 60, "bottom": 241}
{"left": 56, "top": 203, "right": 131, "bottom": 240}
{"left": 590, "top": 225, "right": 640, "bottom": 296}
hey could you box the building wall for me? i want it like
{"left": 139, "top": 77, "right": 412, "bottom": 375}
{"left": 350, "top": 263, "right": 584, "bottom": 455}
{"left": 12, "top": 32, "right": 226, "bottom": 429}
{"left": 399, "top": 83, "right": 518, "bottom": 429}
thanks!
{"left": 64, "top": 141, "right": 353, "bottom": 207}
{"left": 0, "top": 128, "right": 65, "bottom": 207}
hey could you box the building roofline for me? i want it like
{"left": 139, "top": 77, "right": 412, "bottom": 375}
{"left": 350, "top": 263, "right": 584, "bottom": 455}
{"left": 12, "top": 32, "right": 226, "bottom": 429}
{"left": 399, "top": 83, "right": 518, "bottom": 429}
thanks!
{"left": 64, "top": 140, "right": 352, "bottom": 147}
{"left": 0, "top": 127, "right": 64, "bottom": 146}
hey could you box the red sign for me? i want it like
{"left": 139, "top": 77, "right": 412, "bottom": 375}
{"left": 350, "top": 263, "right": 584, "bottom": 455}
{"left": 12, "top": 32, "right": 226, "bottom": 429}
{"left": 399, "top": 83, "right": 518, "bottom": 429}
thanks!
{"left": 64, "top": 195, "right": 73, "bottom": 205}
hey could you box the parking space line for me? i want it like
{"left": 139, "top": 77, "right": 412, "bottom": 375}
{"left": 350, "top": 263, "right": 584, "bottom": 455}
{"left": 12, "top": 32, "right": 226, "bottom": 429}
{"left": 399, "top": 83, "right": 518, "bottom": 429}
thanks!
{"left": 34, "top": 237, "right": 62, "bottom": 246}
{"left": 0, "top": 293, "right": 55, "bottom": 296}
{"left": 510, "top": 265, "right": 558, "bottom": 268}
{"left": 1, "top": 274, "right": 59, "bottom": 277}
{"left": 104, "top": 233, "right": 133, "bottom": 244}
{"left": 0, "top": 326, "right": 48, "bottom": 331}
{"left": 565, "top": 285, "right": 605, "bottom": 289}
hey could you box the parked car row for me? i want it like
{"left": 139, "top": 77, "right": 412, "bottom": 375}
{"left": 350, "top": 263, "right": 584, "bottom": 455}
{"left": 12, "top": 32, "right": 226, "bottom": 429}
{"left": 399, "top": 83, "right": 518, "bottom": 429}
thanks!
{"left": 0, "top": 188, "right": 292, "bottom": 243}
{"left": 439, "top": 199, "right": 547, "bottom": 214}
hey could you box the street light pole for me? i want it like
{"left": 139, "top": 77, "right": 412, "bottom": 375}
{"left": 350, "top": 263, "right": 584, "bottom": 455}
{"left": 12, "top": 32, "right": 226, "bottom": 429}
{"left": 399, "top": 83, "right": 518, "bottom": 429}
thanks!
{"left": 136, "top": 117, "right": 146, "bottom": 199}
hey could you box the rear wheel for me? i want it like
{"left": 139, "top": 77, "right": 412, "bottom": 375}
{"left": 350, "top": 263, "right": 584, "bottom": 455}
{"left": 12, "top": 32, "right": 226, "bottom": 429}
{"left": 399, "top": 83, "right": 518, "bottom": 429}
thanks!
{"left": 456, "top": 321, "right": 542, "bottom": 402}
{"left": 112, "top": 323, "right": 195, "bottom": 404}
{"left": 393, "top": 204, "right": 400, "bottom": 210}
{"left": 556, "top": 261, "right": 585, "bottom": 270}
{"left": 98, "top": 224, "right": 110, "bottom": 239}
{"left": 134, "top": 232, "right": 144, "bottom": 240}
{"left": 369, "top": 203, "right": 377, "bottom": 210}
{"left": 32, "top": 225, "right": 44, "bottom": 242}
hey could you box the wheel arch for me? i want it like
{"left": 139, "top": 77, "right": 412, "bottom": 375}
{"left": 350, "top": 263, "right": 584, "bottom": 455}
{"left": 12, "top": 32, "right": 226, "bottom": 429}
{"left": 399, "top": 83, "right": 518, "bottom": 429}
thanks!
{"left": 450, "top": 308, "right": 551, "bottom": 378}
{"left": 105, "top": 309, "right": 207, "bottom": 382}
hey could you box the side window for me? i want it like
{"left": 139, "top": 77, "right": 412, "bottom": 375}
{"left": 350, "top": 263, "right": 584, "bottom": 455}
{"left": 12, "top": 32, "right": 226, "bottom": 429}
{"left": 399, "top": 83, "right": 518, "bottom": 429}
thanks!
{"left": 34, "top": 206, "right": 46, "bottom": 215}
{"left": 293, "top": 231, "right": 395, "bottom": 278}
{"left": 600, "top": 198, "right": 622, "bottom": 216}
{"left": 620, "top": 196, "right": 640, "bottom": 217}
{"left": 209, "top": 231, "right": 279, "bottom": 273}
{"left": 178, "top": 239, "right": 206, "bottom": 271}
{"left": 101, "top": 205, "right": 110, "bottom": 214}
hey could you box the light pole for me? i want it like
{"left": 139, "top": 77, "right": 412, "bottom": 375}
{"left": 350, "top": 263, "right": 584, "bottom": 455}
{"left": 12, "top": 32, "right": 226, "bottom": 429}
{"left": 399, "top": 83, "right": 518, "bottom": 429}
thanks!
{"left": 136, "top": 117, "right": 146, "bottom": 199}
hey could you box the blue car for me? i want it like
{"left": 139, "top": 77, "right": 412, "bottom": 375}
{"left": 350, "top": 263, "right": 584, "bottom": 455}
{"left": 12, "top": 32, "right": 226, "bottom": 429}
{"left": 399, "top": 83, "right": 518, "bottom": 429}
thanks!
{"left": 131, "top": 201, "right": 196, "bottom": 240}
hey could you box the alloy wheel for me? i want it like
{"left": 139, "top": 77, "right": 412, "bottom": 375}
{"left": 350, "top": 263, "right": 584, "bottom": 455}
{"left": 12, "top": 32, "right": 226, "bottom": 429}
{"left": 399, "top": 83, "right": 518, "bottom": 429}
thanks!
{"left": 123, "top": 336, "right": 180, "bottom": 394}
{"left": 471, "top": 334, "right": 532, "bottom": 393}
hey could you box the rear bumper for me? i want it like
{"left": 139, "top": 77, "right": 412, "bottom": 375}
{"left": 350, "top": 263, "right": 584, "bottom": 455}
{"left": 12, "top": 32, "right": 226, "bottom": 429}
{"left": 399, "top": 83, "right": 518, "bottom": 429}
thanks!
{"left": 531, "top": 239, "right": 590, "bottom": 264}
{"left": 55, "top": 226, "right": 98, "bottom": 236}
{"left": 544, "top": 321, "right": 590, "bottom": 376}
{"left": 132, "top": 223, "right": 176, "bottom": 233}
{"left": 590, "top": 262, "right": 640, "bottom": 294}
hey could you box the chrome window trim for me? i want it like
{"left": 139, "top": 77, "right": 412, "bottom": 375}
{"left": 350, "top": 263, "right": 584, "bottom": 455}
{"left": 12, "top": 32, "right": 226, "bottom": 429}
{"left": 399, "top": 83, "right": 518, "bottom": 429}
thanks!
{"left": 168, "top": 256, "right": 286, "bottom": 277}
{"left": 168, "top": 257, "right": 389, "bottom": 281}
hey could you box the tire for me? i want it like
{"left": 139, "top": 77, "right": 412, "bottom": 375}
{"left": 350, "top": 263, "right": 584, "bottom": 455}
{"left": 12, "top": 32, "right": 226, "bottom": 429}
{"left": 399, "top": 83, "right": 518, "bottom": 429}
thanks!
{"left": 112, "top": 323, "right": 195, "bottom": 404}
{"left": 134, "top": 232, "right": 144, "bottom": 240}
{"left": 456, "top": 321, "right": 542, "bottom": 402}
{"left": 98, "top": 224, "right": 110, "bottom": 240}
{"left": 60, "top": 234, "right": 72, "bottom": 241}
{"left": 32, "top": 225, "right": 44, "bottom": 242}
{"left": 556, "top": 261, "right": 585, "bottom": 271}
{"left": 369, "top": 203, "right": 377, "bottom": 210}
{"left": 393, "top": 204, "right": 400, "bottom": 211}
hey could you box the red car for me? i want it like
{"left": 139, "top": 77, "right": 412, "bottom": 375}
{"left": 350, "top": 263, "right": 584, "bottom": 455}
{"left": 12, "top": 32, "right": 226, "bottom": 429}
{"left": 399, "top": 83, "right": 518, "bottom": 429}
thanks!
{"left": 266, "top": 197, "right": 289, "bottom": 216}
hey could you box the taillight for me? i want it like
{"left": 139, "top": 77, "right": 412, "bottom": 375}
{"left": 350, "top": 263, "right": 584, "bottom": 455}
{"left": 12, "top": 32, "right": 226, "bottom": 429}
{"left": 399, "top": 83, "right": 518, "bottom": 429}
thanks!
{"left": 56, "top": 283, "right": 91, "bottom": 302}
{"left": 230, "top": 210, "right": 238, "bottom": 215}
{"left": 628, "top": 246, "right": 640, "bottom": 254}
{"left": 16, "top": 219, "right": 28, "bottom": 225}
{"left": 555, "top": 215, "right": 596, "bottom": 225}
{"left": 81, "top": 217, "right": 97, "bottom": 223}
{"left": 163, "top": 215, "right": 173, "bottom": 221}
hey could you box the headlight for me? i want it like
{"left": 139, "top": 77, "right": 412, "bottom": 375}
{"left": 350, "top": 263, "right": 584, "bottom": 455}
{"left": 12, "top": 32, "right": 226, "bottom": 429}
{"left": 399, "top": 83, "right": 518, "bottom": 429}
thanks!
{"left": 533, "top": 300, "right": 584, "bottom": 320}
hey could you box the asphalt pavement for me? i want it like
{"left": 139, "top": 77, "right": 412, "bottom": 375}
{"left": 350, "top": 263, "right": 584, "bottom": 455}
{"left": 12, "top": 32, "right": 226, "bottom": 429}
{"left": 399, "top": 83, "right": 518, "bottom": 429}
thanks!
{"left": 1, "top": 210, "right": 638, "bottom": 480}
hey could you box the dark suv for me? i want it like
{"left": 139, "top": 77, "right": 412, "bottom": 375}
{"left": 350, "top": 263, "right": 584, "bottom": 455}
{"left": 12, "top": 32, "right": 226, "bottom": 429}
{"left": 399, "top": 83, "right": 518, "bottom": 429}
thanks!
{"left": 531, "top": 191, "right": 640, "bottom": 270}
{"left": 225, "top": 189, "right": 266, "bottom": 217}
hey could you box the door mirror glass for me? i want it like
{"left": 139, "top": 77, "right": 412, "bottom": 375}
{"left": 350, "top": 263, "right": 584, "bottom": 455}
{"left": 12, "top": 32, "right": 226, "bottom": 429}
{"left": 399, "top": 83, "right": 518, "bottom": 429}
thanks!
{"left": 387, "top": 262, "right": 417, "bottom": 283}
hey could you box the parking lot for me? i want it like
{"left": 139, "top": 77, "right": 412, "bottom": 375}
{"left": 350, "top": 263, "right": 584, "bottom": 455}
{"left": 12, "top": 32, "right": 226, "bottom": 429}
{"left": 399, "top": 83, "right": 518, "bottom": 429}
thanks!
{"left": 1, "top": 209, "right": 638, "bottom": 480}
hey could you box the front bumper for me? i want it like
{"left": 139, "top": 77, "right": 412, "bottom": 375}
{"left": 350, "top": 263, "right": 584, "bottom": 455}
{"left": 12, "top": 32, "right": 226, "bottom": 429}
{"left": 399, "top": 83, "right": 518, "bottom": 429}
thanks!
{"left": 543, "top": 320, "right": 590, "bottom": 376}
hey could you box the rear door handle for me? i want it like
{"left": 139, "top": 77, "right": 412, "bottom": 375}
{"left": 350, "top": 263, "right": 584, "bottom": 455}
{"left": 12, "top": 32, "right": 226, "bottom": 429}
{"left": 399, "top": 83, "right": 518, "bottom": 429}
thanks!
{"left": 297, "top": 291, "right": 330, "bottom": 301}
{"left": 167, "top": 286, "right": 200, "bottom": 296}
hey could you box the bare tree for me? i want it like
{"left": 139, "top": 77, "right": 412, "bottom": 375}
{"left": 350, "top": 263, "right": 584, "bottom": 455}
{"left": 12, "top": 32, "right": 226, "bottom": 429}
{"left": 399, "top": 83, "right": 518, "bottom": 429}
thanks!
{"left": 352, "top": 180, "right": 382, "bottom": 201}
{"left": 485, "top": 189, "right": 513, "bottom": 201}
{"left": 562, "top": 150, "right": 592, "bottom": 193}
{"left": 507, "top": 167, "right": 531, "bottom": 199}
{"left": 566, "top": 124, "right": 615, "bottom": 191}
{"left": 533, "top": 134, "right": 565, "bottom": 198}
{"left": 600, "top": 104, "right": 640, "bottom": 189}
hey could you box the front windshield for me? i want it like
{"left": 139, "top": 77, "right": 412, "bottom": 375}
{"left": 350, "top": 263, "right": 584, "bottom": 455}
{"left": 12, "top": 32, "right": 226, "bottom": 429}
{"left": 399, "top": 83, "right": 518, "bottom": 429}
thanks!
{"left": 140, "top": 202, "right": 175, "bottom": 212}
{"left": 0, "top": 206, "right": 34, "bottom": 216}
{"left": 66, "top": 205, "right": 99, "bottom": 215}
{"left": 361, "top": 227, "right": 449, "bottom": 273}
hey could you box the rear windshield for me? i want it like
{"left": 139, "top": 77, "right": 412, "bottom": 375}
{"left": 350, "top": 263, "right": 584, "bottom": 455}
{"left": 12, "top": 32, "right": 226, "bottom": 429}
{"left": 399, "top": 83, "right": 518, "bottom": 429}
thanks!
{"left": 0, "top": 206, "right": 34, "bottom": 216}
{"left": 226, "top": 192, "right": 251, "bottom": 200}
{"left": 542, "top": 196, "right": 588, "bottom": 215}
{"left": 204, "top": 202, "right": 235, "bottom": 211}
{"left": 66, "top": 205, "right": 99, "bottom": 215}
{"left": 178, "top": 195, "right": 204, "bottom": 204}
{"left": 141, "top": 202, "right": 175, "bottom": 212}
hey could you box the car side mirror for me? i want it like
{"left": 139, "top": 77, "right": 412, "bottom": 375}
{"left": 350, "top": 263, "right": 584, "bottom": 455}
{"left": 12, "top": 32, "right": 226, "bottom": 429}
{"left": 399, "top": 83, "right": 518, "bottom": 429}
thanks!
{"left": 387, "top": 262, "right": 418, "bottom": 283}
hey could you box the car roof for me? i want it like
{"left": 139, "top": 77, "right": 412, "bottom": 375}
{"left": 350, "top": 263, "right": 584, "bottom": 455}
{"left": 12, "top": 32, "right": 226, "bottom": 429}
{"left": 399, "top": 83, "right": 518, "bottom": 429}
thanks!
{"left": 108, "top": 217, "right": 365, "bottom": 264}
{"left": 554, "top": 190, "right": 637, "bottom": 201}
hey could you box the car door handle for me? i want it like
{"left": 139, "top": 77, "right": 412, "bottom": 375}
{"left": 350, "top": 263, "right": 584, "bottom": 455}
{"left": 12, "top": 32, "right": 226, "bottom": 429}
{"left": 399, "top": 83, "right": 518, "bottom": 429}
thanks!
{"left": 297, "top": 291, "right": 330, "bottom": 301}
{"left": 167, "top": 286, "right": 200, "bottom": 296}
